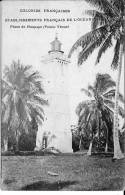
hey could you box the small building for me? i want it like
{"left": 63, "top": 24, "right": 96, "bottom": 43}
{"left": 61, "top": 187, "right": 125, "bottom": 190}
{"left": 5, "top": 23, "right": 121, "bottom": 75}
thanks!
{"left": 35, "top": 35, "right": 73, "bottom": 153}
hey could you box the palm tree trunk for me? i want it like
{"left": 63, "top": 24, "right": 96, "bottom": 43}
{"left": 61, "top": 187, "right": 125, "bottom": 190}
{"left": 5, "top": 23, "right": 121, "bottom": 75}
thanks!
{"left": 15, "top": 129, "right": 19, "bottom": 152}
{"left": 79, "top": 132, "right": 82, "bottom": 150}
{"left": 105, "top": 143, "right": 108, "bottom": 153}
{"left": 3, "top": 137, "right": 8, "bottom": 152}
{"left": 87, "top": 140, "right": 93, "bottom": 156}
{"left": 113, "top": 43, "right": 124, "bottom": 159}
{"left": 87, "top": 132, "right": 93, "bottom": 156}
{"left": 3, "top": 126, "right": 9, "bottom": 152}
{"left": 104, "top": 122, "right": 108, "bottom": 153}
{"left": 97, "top": 113, "right": 100, "bottom": 150}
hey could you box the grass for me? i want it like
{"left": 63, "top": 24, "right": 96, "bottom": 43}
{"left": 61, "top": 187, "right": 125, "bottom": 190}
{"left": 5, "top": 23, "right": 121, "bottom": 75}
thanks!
{"left": 1, "top": 153, "right": 125, "bottom": 191}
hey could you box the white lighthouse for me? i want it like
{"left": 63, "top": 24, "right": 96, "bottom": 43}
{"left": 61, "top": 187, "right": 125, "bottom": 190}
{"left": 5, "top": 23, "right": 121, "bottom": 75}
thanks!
{"left": 35, "top": 35, "right": 73, "bottom": 153}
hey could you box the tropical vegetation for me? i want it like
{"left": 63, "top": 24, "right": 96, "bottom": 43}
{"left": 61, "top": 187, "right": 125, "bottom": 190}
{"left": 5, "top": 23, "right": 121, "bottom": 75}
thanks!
{"left": 1, "top": 60, "right": 48, "bottom": 152}
{"left": 76, "top": 73, "right": 124, "bottom": 155}
{"left": 69, "top": 0, "right": 125, "bottom": 159}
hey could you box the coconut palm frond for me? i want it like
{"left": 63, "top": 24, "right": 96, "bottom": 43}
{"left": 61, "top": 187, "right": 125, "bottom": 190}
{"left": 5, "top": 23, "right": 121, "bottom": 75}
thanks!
{"left": 23, "top": 104, "right": 32, "bottom": 122}
{"left": 103, "top": 104, "right": 114, "bottom": 116}
{"left": 103, "top": 89, "right": 115, "bottom": 99}
{"left": 76, "top": 101, "right": 88, "bottom": 116}
{"left": 91, "top": 11, "right": 108, "bottom": 30}
{"left": 94, "top": 73, "right": 116, "bottom": 94}
{"left": 104, "top": 99, "right": 124, "bottom": 117}
{"left": 2, "top": 88, "right": 12, "bottom": 99}
{"left": 1, "top": 80, "right": 12, "bottom": 98}
{"left": 29, "top": 106, "right": 44, "bottom": 125}
{"left": 78, "top": 29, "right": 108, "bottom": 65}
{"left": 79, "top": 108, "right": 92, "bottom": 129}
{"left": 33, "top": 109, "right": 44, "bottom": 122}
{"left": 78, "top": 40, "right": 99, "bottom": 65}
{"left": 3, "top": 96, "right": 14, "bottom": 125}
{"left": 27, "top": 71, "right": 42, "bottom": 81}
{"left": 3, "top": 105, "right": 11, "bottom": 124}
{"left": 27, "top": 103, "right": 44, "bottom": 122}
{"left": 111, "top": 39, "right": 120, "bottom": 69}
{"left": 88, "top": 85, "right": 95, "bottom": 96}
{"left": 35, "top": 116, "right": 43, "bottom": 126}
{"left": 30, "top": 95, "right": 48, "bottom": 106}
{"left": 100, "top": 80, "right": 116, "bottom": 93}
{"left": 4, "top": 68, "right": 15, "bottom": 86}
{"left": 77, "top": 101, "right": 96, "bottom": 129}
{"left": 27, "top": 102, "right": 45, "bottom": 118}
{"left": 79, "top": 113, "right": 88, "bottom": 128}
{"left": 81, "top": 88, "right": 92, "bottom": 97}
{"left": 76, "top": 100, "right": 95, "bottom": 116}
{"left": 104, "top": 98, "right": 115, "bottom": 109}
{"left": 85, "top": 113, "right": 93, "bottom": 129}
{"left": 102, "top": 105, "right": 114, "bottom": 121}
{"left": 35, "top": 105, "right": 45, "bottom": 115}
{"left": 103, "top": 89, "right": 125, "bottom": 103}
{"left": 101, "top": 81, "right": 116, "bottom": 93}
{"left": 26, "top": 72, "right": 44, "bottom": 94}
{"left": 22, "top": 65, "right": 32, "bottom": 73}
{"left": 78, "top": 107, "right": 88, "bottom": 121}
{"left": 85, "top": 10, "right": 109, "bottom": 30}
{"left": 1, "top": 79, "right": 12, "bottom": 89}
{"left": 96, "top": 33, "right": 113, "bottom": 64}
{"left": 84, "top": 0, "right": 119, "bottom": 16}
{"left": 68, "top": 25, "right": 108, "bottom": 59}
{"left": 111, "top": 0, "right": 124, "bottom": 13}
{"left": 79, "top": 107, "right": 90, "bottom": 124}
{"left": 31, "top": 81, "right": 45, "bottom": 94}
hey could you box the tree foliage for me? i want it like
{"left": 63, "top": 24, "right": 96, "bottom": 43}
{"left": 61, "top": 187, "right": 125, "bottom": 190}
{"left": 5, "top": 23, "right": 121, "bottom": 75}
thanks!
{"left": 76, "top": 73, "right": 124, "bottom": 152}
{"left": 1, "top": 60, "right": 48, "bottom": 151}
{"left": 68, "top": 0, "right": 125, "bottom": 68}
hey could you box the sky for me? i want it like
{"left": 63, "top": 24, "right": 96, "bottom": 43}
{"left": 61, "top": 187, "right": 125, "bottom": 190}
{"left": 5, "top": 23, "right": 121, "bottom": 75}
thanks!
{"left": 1, "top": 0, "right": 124, "bottom": 126}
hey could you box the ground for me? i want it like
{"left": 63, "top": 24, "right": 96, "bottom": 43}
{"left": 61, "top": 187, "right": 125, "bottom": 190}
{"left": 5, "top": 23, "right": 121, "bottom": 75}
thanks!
{"left": 1, "top": 153, "right": 125, "bottom": 191}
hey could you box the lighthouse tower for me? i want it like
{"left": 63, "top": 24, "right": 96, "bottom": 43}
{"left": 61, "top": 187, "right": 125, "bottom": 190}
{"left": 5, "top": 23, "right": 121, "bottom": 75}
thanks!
{"left": 35, "top": 35, "right": 73, "bottom": 153}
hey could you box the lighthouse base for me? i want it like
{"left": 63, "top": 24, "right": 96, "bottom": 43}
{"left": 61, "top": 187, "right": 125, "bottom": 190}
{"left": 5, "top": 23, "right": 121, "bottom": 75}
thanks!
{"left": 35, "top": 126, "right": 73, "bottom": 153}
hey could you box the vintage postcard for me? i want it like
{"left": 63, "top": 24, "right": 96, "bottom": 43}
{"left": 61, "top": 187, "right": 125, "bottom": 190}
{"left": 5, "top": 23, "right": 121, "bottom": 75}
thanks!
{"left": 0, "top": 0, "right": 125, "bottom": 192}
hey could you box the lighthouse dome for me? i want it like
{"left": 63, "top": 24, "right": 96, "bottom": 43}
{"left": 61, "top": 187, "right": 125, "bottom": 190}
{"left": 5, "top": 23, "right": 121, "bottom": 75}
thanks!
{"left": 50, "top": 34, "right": 63, "bottom": 53}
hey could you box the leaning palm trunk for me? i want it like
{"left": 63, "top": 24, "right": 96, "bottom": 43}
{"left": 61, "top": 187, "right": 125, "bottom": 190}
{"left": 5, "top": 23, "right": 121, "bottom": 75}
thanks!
{"left": 113, "top": 43, "right": 124, "bottom": 159}
{"left": 105, "top": 143, "right": 108, "bottom": 153}
{"left": 87, "top": 140, "right": 93, "bottom": 156}
{"left": 87, "top": 132, "right": 93, "bottom": 156}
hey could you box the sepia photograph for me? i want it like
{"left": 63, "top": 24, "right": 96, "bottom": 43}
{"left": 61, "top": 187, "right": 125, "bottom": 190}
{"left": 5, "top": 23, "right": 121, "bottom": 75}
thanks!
{"left": 0, "top": 0, "right": 125, "bottom": 191}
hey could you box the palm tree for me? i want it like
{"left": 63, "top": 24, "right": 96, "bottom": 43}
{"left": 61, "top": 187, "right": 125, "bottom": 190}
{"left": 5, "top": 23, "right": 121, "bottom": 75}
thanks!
{"left": 2, "top": 60, "right": 48, "bottom": 151}
{"left": 76, "top": 100, "right": 99, "bottom": 155}
{"left": 76, "top": 73, "right": 124, "bottom": 155}
{"left": 69, "top": 0, "right": 125, "bottom": 159}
